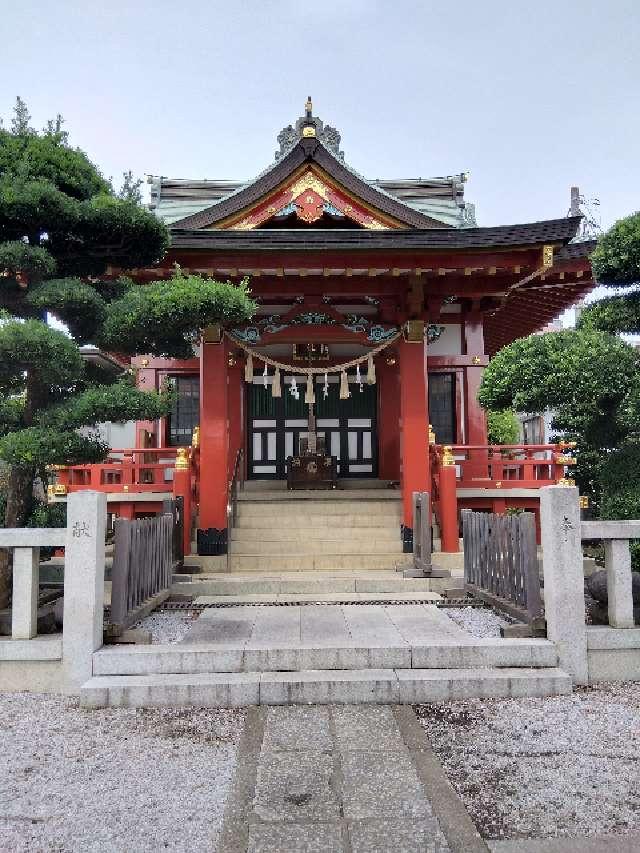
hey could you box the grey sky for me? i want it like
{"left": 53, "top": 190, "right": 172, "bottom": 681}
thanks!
{"left": 1, "top": 0, "right": 638, "bottom": 229}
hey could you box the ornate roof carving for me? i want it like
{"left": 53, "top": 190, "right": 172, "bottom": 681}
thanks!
{"left": 275, "top": 97, "right": 344, "bottom": 161}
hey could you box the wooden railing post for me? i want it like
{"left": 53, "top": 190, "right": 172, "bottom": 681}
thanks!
{"left": 172, "top": 447, "right": 192, "bottom": 557}
{"left": 439, "top": 447, "right": 459, "bottom": 553}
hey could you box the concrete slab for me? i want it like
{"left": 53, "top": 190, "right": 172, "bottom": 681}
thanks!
{"left": 332, "top": 705, "right": 406, "bottom": 752}
{"left": 252, "top": 749, "right": 339, "bottom": 823}
{"left": 341, "top": 604, "right": 407, "bottom": 646}
{"left": 300, "top": 604, "right": 350, "bottom": 644}
{"left": 348, "top": 818, "right": 449, "bottom": 853}
{"left": 384, "top": 604, "right": 468, "bottom": 644}
{"left": 340, "top": 750, "right": 431, "bottom": 820}
{"left": 247, "top": 822, "right": 345, "bottom": 853}
{"left": 262, "top": 706, "right": 332, "bottom": 752}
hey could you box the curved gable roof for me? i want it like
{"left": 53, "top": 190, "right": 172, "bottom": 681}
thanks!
{"left": 169, "top": 137, "right": 444, "bottom": 231}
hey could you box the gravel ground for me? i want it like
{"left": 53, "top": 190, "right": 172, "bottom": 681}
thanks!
{"left": 416, "top": 682, "right": 640, "bottom": 841}
{"left": 133, "top": 611, "right": 199, "bottom": 644}
{"left": 0, "top": 693, "right": 244, "bottom": 853}
{"left": 444, "top": 606, "right": 513, "bottom": 638}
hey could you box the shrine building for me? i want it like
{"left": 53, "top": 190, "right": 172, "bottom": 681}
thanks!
{"left": 55, "top": 100, "right": 595, "bottom": 566}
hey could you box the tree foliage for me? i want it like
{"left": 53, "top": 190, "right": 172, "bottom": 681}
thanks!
{"left": 486, "top": 409, "right": 520, "bottom": 445}
{"left": 0, "top": 95, "right": 256, "bottom": 594}
{"left": 590, "top": 211, "right": 640, "bottom": 287}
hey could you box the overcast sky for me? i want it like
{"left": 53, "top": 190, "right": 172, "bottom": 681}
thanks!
{"left": 1, "top": 0, "right": 638, "bottom": 230}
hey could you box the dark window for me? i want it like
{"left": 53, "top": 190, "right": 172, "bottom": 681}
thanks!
{"left": 428, "top": 373, "right": 456, "bottom": 444}
{"left": 168, "top": 376, "right": 199, "bottom": 446}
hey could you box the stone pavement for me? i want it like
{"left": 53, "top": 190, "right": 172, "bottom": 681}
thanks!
{"left": 218, "top": 704, "right": 489, "bottom": 853}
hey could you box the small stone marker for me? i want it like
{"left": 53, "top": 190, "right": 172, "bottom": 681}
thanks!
{"left": 62, "top": 491, "right": 107, "bottom": 690}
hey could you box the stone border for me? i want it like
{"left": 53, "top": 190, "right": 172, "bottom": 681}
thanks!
{"left": 217, "top": 706, "right": 265, "bottom": 853}
{"left": 394, "top": 706, "right": 490, "bottom": 853}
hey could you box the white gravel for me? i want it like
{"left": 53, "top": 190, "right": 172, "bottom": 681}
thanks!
{"left": 444, "top": 606, "right": 513, "bottom": 638}
{"left": 0, "top": 693, "right": 244, "bottom": 852}
{"left": 133, "top": 611, "right": 199, "bottom": 644}
{"left": 416, "top": 682, "right": 640, "bottom": 841}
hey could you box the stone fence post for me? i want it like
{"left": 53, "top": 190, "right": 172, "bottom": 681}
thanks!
{"left": 540, "top": 485, "right": 588, "bottom": 685}
{"left": 62, "top": 491, "right": 107, "bottom": 691}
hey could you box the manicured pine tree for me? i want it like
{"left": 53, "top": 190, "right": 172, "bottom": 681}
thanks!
{"left": 0, "top": 98, "right": 255, "bottom": 606}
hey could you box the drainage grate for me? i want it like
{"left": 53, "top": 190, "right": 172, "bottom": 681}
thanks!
{"left": 160, "top": 598, "right": 484, "bottom": 611}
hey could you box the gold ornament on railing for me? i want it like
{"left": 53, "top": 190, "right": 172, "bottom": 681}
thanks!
{"left": 441, "top": 445, "right": 455, "bottom": 466}
{"left": 191, "top": 426, "right": 200, "bottom": 449}
{"left": 428, "top": 424, "right": 436, "bottom": 445}
{"left": 175, "top": 447, "right": 189, "bottom": 470}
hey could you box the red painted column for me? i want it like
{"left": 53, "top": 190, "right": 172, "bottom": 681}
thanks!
{"left": 464, "top": 312, "right": 489, "bottom": 479}
{"left": 227, "top": 360, "right": 244, "bottom": 483}
{"left": 399, "top": 335, "right": 430, "bottom": 539}
{"left": 439, "top": 459, "right": 459, "bottom": 552}
{"left": 198, "top": 337, "right": 230, "bottom": 535}
{"left": 172, "top": 449, "right": 192, "bottom": 557}
{"left": 377, "top": 357, "right": 400, "bottom": 481}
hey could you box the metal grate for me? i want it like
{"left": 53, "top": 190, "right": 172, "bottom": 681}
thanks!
{"left": 160, "top": 598, "right": 484, "bottom": 611}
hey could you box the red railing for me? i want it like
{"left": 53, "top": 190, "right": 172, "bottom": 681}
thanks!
{"left": 56, "top": 448, "right": 181, "bottom": 494}
{"left": 434, "top": 443, "right": 574, "bottom": 489}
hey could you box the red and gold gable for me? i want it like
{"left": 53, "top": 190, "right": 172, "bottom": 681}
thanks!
{"left": 212, "top": 165, "right": 403, "bottom": 231}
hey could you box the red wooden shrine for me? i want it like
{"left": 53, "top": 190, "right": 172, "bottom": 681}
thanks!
{"left": 53, "top": 101, "right": 594, "bottom": 555}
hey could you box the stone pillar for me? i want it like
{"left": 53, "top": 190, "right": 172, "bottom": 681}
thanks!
{"left": 399, "top": 333, "right": 430, "bottom": 547}
{"left": 540, "top": 485, "right": 588, "bottom": 685}
{"left": 604, "top": 539, "right": 635, "bottom": 628}
{"left": 11, "top": 547, "right": 39, "bottom": 639}
{"left": 62, "top": 491, "right": 107, "bottom": 691}
{"left": 198, "top": 335, "right": 230, "bottom": 554}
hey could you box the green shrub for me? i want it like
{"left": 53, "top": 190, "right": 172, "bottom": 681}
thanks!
{"left": 487, "top": 409, "right": 520, "bottom": 445}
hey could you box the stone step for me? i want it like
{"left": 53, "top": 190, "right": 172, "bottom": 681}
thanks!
{"left": 171, "top": 574, "right": 437, "bottom": 596}
{"left": 80, "top": 666, "right": 572, "bottom": 708}
{"left": 92, "top": 638, "right": 559, "bottom": 676}
{"left": 230, "top": 528, "right": 400, "bottom": 543}
{"left": 238, "top": 490, "right": 400, "bottom": 502}
{"left": 238, "top": 500, "right": 400, "bottom": 514}
{"left": 226, "top": 555, "right": 411, "bottom": 572}
{"left": 242, "top": 479, "right": 392, "bottom": 492}
{"left": 235, "top": 516, "right": 401, "bottom": 529}
{"left": 228, "top": 540, "right": 404, "bottom": 556}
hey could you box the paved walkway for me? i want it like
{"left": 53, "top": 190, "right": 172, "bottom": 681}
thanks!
{"left": 218, "top": 705, "right": 488, "bottom": 853}
{"left": 179, "top": 603, "right": 467, "bottom": 647}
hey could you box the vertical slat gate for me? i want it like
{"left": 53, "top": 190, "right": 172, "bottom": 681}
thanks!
{"left": 462, "top": 510, "right": 542, "bottom": 627}
{"left": 110, "top": 510, "right": 177, "bottom": 633}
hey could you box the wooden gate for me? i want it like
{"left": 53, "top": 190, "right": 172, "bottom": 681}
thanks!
{"left": 110, "top": 512, "right": 175, "bottom": 634}
{"left": 462, "top": 509, "right": 544, "bottom": 629}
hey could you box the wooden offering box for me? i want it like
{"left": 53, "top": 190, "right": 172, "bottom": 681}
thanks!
{"left": 287, "top": 454, "right": 338, "bottom": 490}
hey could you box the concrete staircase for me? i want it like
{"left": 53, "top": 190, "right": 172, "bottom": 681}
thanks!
{"left": 227, "top": 481, "right": 407, "bottom": 572}
{"left": 80, "top": 603, "right": 572, "bottom": 708}
{"left": 81, "top": 638, "right": 571, "bottom": 708}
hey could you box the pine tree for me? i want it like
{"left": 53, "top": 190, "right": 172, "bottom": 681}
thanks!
{"left": 0, "top": 98, "right": 255, "bottom": 606}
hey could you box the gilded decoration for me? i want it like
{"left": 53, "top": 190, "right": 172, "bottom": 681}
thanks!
{"left": 230, "top": 310, "right": 399, "bottom": 345}
{"left": 229, "top": 168, "right": 393, "bottom": 231}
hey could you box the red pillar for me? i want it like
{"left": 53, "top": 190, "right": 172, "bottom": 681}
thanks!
{"left": 439, "top": 461, "right": 459, "bottom": 552}
{"left": 399, "top": 335, "right": 430, "bottom": 542}
{"left": 172, "top": 450, "right": 192, "bottom": 557}
{"left": 227, "top": 360, "right": 244, "bottom": 483}
{"left": 377, "top": 357, "right": 400, "bottom": 481}
{"left": 464, "top": 311, "right": 489, "bottom": 479}
{"left": 198, "top": 337, "right": 230, "bottom": 536}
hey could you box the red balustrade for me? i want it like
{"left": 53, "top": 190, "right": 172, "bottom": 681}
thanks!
{"left": 57, "top": 448, "right": 182, "bottom": 494}
{"left": 442, "top": 443, "right": 573, "bottom": 489}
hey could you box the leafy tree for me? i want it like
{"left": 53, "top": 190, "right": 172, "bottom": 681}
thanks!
{"left": 0, "top": 98, "right": 256, "bottom": 607}
{"left": 479, "top": 210, "right": 640, "bottom": 559}
{"left": 486, "top": 409, "right": 520, "bottom": 445}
